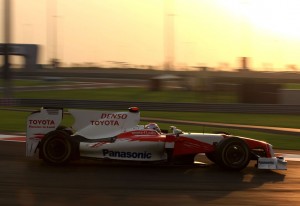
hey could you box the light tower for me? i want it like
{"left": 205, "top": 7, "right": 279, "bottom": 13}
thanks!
{"left": 164, "top": 0, "right": 175, "bottom": 70}
{"left": 47, "top": 0, "right": 59, "bottom": 68}
{"left": 3, "top": 0, "right": 12, "bottom": 97}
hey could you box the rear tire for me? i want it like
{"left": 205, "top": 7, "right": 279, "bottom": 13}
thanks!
{"left": 40, "top": 130, "right": 73, "bottom": 165}
{"left": 216, "top": 137, "right": 250, "bottom": 171}
{"left": 56, "top": 125, "right": 73, "bottom": 135}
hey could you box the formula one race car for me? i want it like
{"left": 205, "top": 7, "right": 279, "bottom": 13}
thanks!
{"left": 26, "top": 107, "right": 287, "bottom": 170}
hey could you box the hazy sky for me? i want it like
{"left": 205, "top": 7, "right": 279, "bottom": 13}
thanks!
{"left": 2, "top": 0, "right": 300, "bottom": 70}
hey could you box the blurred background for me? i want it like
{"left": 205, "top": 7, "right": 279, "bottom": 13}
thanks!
{"left": 0, "top": 0, "right": 299, "bottom": 152}
{"left": 0, "top": 0, "right": 300, "bottom": 105}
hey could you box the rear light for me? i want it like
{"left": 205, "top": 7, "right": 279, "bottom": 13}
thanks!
{"left": 128, "top": 107, "right": 139, "bottom": 113}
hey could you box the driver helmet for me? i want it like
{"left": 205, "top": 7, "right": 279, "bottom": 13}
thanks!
{"left": 145, "top": 123, "right": 161, "bottom": 133}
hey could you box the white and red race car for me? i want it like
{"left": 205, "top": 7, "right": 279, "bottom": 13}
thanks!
{"left": 26, "top": 107, "right": 287, "bottom": 170}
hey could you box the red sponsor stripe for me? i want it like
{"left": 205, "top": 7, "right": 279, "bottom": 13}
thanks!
{"left": 33, "top": 134, "right": 45, "bottom": 139}
{"left": 0, "top": 136, "right": 26, "bottom": 142}
{"left": 118, "top": 136, "right": 166, "bottom": 142}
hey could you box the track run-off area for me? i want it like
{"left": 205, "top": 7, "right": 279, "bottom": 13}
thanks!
{"left": 1, "top": 135, "right": 300, "bottom": 206}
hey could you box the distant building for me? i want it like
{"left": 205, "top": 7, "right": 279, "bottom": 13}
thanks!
{"left": 0, "top": 44, "right": 39, "bottom": 70}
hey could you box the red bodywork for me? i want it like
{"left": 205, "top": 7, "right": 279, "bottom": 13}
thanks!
{"left": 116, "top": 129, "right": 273, "bottom": 158}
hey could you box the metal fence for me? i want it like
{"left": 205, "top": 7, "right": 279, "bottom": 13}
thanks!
{"left": 1, "top": 98, "right": 299, "bottom": 114}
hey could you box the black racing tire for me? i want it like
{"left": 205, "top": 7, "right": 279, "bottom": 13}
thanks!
{"left": 216, "top": 137, "right": 250, "bottom": 171}
{"left": 56, "top": 125, "right": 73, "bottom": 135}
{"left": 40, "top": 130, "right": 73, "bottom": 165}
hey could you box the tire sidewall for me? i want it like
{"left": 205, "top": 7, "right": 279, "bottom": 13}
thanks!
{"left": 40, "top": 131, "right": 72, "bottom": 165}
{"left": 216, "top": 137, "right": 250, "bottom": 170}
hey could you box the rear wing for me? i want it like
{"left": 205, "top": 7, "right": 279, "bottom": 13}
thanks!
{"left": 26, "top": 108, "right": 63, "bottom": 156}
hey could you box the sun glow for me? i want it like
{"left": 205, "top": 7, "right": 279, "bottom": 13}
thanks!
{"left": 6, "top": 0, "right": 300, "bottom": 70}
{"left": 217, "top": 0, "right": 300, "bottom": 39}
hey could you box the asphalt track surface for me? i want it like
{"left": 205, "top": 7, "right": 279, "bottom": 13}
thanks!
{"left": 1, "top": 141, "right": 300, "bottom": 206}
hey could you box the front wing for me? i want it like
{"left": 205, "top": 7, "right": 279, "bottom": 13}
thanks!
{"left": 257, "top": 157, "right": 287, "bottom": 170}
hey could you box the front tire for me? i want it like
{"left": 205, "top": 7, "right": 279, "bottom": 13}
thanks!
{"left": 40, "top": 130, "right": 73, "bottom": 165}
{"left": 216, "top": 137, "right": 250, "bottom": 171}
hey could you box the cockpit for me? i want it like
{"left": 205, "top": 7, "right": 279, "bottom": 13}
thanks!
{"left": 145, "top": 123, "right": 161, "bottom": 133}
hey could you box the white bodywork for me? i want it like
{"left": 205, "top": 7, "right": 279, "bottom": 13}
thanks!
{"left": 26, "top": 109, "right": 62, "bottom": 156}
{"left": 80, "top": 140, "right": 167, "bottom": 161}
{"left": 69, "top": 109, "right": 140, "bottom": 139}
{"left": 257, "top": 157, "right": 287, "bottom": 170}
{"left": 257, "top": 144, "right": 287, "bottom": 170}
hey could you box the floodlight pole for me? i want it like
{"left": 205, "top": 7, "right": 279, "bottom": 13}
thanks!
{"left": 3, "top": 0, "right": 12, "bottom": 97}
{"left": 53, "top": 0, "right": 58, "bottom": 65}
{"left": 164, "top": 0, "right": 175, "bottom": 70}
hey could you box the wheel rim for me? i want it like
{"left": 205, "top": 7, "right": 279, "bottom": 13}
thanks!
{"left": 224, "top": 144, "right": 246, "bottom": 166}
{"left": 45, "top": 138, "right": 69, "bottom": 161}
